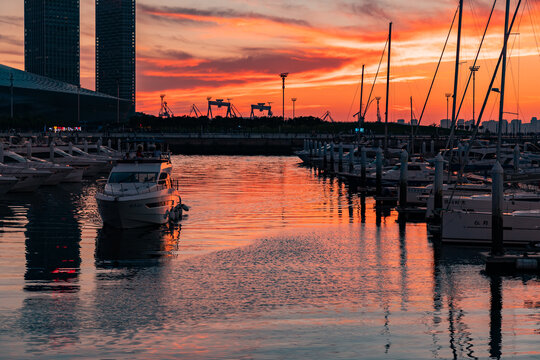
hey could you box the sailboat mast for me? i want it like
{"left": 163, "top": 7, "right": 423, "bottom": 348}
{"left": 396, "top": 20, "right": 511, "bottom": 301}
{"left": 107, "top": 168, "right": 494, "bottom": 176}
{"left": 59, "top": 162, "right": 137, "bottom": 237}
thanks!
{"left": 450, "top": 0, "right": 464, "bottom": 148}
{"left": 410, "top": 96, "right": 414, "bottom": 153}
{"left": 359, "top": 64, "right": 365, "bottom": 132}
{"left": 497, "top": 0, "right": 510, "bottom": 160}
{"left": 384, "top": 22, "right": 392, "bottom": 150}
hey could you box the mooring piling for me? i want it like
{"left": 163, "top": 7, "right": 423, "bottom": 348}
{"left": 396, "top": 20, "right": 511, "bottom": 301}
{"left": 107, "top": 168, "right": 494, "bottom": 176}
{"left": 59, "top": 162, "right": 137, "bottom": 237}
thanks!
{"left": 361, "top": 147, "right": 367, "bottom": 187}
{"left": 376, "top": 147, "right": 383, "bottom": 197}
{"left": 491, "top": 162, "right": 504, "bottom": 256}
{"left": 399, "top": 150, "right": 408, "bottom": 209}
{"left": 433, "top": 153, "right": 444, "bottom": 227}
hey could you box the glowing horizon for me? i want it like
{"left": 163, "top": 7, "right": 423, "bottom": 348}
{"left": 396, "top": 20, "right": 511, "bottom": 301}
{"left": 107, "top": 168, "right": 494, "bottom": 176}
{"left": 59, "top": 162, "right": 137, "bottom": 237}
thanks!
{"left": 1, "top": 0, "right": 540, "bottom": 124}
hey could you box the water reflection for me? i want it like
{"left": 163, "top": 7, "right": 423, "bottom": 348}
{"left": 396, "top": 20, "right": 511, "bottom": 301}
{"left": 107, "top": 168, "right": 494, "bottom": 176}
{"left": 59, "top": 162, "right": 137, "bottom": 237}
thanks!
{"left": 0, "top": 156, "right": 537, "bottom": 359}
{"left": 95, "top": 224, "right": 181, "bottom": 267}
{"left": 8, "top": 188, "right": 84, "bottom": 350}
{"left": 489, "top": 274, "right": 503, "bottom": 360}
{"left": 24, "top": 188, "right": 81, "bottom": 292}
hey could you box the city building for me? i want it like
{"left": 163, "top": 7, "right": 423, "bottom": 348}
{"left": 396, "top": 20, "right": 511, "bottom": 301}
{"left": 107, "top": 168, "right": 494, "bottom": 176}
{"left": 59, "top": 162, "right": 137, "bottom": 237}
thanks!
{"left": 482, "top": 120, "right": 498, "bottom": 134}
{"left": 0, "top": 64, "right": 131, "bottom": 126}
{"left": 96, "top": 0, "right": 136, "bottom": 113}
{"left": 410, "top": 119, "right": 418, "bottom": 126}
{"left": 440, "top": 119, "right": 451, "bottom": 129}
{"left": 397, "top": 119, "right": 405, "bottom": 125}
{"left": 510, "top": 119, "right": 521, "bottom": 135}
{"left": 24, "top": 0, "right": 80, "bottom": 85}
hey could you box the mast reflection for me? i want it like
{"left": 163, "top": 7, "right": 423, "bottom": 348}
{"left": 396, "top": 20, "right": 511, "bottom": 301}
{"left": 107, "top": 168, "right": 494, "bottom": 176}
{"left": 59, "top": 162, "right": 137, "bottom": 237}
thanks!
{"left": 489, "top": 274, "right": 503, "bottom": 359}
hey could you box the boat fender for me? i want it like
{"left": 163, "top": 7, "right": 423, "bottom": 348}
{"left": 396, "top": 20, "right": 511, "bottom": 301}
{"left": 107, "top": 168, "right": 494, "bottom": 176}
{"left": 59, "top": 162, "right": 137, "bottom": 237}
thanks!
{"left": 168, "top": 204, "right": 182, "bottom": 222}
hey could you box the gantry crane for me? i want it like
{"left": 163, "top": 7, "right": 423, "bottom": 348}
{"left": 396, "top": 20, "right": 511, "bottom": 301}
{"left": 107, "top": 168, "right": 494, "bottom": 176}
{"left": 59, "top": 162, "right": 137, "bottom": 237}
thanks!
{"left": 320, "top": 110, "right": 334, "bottom": 123}
{"left": 250, "top": 103, "right": 273, "bottom": 119}
{"left": 158, "top": 94, "right": 174, "bottom": 118}
{"left": 189, "top": 104, "right": 203, "bottom": 117}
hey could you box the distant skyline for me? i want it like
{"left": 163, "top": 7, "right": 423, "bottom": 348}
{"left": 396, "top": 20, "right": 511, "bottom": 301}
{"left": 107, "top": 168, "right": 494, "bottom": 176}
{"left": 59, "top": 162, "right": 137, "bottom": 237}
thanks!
{"left": 1, "top": 0, "right": 540, "bottom": 123}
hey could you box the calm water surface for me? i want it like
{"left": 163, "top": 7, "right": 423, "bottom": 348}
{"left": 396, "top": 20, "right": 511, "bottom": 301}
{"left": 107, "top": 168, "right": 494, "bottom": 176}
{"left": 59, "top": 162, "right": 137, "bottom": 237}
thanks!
{"left": 0, "top": 156, "right": 538, "bottom": 359}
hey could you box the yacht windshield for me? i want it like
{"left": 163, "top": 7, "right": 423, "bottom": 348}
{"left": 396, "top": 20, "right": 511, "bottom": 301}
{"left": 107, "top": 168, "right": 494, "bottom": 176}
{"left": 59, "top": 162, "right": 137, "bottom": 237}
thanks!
{"left": 109, "top": 172, "right": 158, "bottom": 183}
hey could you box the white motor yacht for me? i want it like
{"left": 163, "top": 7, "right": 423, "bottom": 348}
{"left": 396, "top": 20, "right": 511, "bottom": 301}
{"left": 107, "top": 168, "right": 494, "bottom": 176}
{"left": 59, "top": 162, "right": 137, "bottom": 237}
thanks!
{"left": 15, "top": 146, "right": 107, "bottom": 177}
{"left": 2, "top": 150, "right": 81, "bottom": 185}
{"left": 367, "top": 162, "right": 435, "bottom": 185}
{"left": 406, "top": 182, "right": 491, "bottom": 207}
{"left": 441, "top": 209, "right": 540, "bottom": 246}
{"left": 0, "top": 174, "right": 18, "bottom": 195}
{"left": 96, "top": 158, "right": 185, "bottom": 228}
{"left": 28, "top": 157, "right": 84, "bottom": 183}
{"left": 0, "top": 163, "right": 50, "bottom": 192}
{"left": 426, "top": 191, "right": 540, "bottom": 219}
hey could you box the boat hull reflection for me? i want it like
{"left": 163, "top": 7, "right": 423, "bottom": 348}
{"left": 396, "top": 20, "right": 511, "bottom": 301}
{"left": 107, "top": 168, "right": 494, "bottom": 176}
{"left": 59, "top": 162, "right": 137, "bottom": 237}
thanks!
{"left": 95, "top": 224, "right": 181, "bottom": 267}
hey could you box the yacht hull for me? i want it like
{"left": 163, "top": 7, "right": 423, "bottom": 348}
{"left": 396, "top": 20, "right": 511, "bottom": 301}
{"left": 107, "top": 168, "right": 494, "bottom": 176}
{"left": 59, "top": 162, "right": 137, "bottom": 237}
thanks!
{"left": 62, "top": 168, "right": 84, "bottom": 183}
{"left": 0, "top": 177, "right": 18, "bottom": 195}
{"left": 8, "top": 174, "right": 48, "bottom": 192}
{"left": 441, "top": 210, "right": 540, "bottom": 245}
{"left": 96, "top": 190, "right": 181, "bottom": 229}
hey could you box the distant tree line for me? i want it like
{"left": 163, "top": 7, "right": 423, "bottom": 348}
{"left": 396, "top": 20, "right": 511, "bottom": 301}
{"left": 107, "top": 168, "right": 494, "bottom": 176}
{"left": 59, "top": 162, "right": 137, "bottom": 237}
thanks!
{"left": 129, "top": 114, "right": 450, "bottom": 136}
{"left": 0, "top": 113, "right": 451, "bottom": 136}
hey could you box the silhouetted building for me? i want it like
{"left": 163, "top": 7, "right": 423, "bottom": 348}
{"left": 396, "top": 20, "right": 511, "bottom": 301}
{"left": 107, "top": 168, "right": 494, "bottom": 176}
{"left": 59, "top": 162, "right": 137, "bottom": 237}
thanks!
{"left": 0, "top": 64, "right": 131, "bottom": 125}
{"left": 24, "top": 0, "right": 80, "bottom": 85}
{"left": 96, "top": 0, "right": 136, "bottom": 113}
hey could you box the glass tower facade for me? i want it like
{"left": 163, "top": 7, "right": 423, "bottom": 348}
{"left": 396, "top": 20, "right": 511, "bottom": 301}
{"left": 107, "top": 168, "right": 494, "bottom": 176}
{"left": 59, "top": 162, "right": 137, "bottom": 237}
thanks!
{"left": 96, "top": 0, "right": 136, "bottom": 112}
{"left": 24, "top": 0, "right": 80, "bottom": 86}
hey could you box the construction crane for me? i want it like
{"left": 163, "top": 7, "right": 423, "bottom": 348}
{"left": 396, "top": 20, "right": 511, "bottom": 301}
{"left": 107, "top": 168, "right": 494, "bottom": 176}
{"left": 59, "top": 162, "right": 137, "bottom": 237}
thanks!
{"left": 158, "top": 94, "right": 174, "bottom": 118}
{"left": 250, "top": 102, "right": 273, "bottom": 119}
{"left": 227, "top": 98, "right": 243, "bottom": 118}
{"left": 189, "top": 104, "right": 203, "bottom": 117}
{"left": 207, "top": 97, "right": 239, "bottom": 119}
{"left": 320, "top": 111, "right": 334, "bottom": 123}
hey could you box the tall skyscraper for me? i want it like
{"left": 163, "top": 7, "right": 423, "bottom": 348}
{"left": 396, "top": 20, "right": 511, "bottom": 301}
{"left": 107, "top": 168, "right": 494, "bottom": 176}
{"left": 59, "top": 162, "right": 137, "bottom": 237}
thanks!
{"left": 96, "top": 0, "right": 136, "bottom": 111}
{"left": 24, "top": 0, "right": 80, "bottom": 85}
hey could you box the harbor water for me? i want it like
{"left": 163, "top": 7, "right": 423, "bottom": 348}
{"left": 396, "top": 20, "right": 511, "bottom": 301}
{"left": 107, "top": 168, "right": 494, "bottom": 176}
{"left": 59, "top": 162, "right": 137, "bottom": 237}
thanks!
{"left": 0, "top": 156, "right": 538, "bottom": 359}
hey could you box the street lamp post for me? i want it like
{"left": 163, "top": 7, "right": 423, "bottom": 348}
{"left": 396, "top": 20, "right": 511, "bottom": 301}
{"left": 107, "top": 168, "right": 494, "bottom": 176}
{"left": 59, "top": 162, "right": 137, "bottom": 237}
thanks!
{"left": 291, "top": 98, "right": 297, "bottom": 119}
{"left": 280, "top": 73, "right": 288, "bottom": 120}
{"left": 470, "top": 65, "right": 480, "bottom": 126}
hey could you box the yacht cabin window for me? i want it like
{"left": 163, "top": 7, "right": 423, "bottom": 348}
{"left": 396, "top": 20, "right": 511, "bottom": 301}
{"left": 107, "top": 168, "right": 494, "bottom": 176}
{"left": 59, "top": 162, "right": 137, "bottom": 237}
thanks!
{"left": 109, "top": 172, "right": 159, "bottom": 183}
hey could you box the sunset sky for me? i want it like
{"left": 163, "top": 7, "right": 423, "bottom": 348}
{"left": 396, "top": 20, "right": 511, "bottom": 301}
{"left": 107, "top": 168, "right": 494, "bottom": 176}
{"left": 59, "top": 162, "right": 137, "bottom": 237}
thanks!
{"left": 1, "top": 0, "right": 540, "bottom": 123}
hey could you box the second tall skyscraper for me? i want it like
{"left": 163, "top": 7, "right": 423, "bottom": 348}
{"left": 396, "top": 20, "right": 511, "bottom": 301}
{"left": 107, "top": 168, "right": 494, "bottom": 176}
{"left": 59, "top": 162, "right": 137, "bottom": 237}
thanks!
{"left": 96, "top": 0, "right": 136, "bottom": 112}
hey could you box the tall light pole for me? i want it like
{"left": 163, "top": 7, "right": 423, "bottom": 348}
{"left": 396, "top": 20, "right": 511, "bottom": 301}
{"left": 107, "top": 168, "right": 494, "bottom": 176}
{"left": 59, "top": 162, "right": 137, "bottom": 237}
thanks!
{"left": 280, "top": 73, "right": 288, "bottom": 120}
{"left": 9, "top": 72, "right": 13, "bottom": 119}
{"left": 291, "top": 98, "right": 297, "bottom": 119}
{"left": 470, "top": 65, "right": 480, "bottom": 126}
{"left": 445, "top": 93, "right": 452, "bottom": 123}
